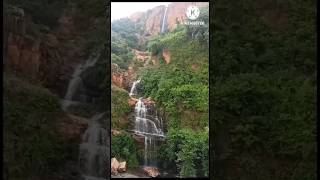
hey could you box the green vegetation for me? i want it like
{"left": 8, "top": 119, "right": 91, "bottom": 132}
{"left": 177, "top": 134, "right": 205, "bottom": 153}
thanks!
{"left": 110, "top": 5, "right": 209, "bottom": 176}
{"left": 111, "top": 31, "right": 135, "bottom": 69}
{"left": 159, "top": 128, "right": 209, "bottom": 177}
{"left": 141, "top": 25, "right": 209, "bottom": 131}
{"left": 3, "top": 73, "right": 78, "bottom": 179}
{"left": 136, "top": 8, "right": 209, "bottom": 177}
{"left": 211, "top": 0, "right": 316, "bottom": 179}
{"left": 111, "top": 134, "right": 139, "bottom": 168}
{"left": 111, "top": 85, "right": 131, "bottom": 129}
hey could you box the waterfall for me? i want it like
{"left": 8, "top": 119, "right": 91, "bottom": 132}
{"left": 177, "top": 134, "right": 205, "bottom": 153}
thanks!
{"left": 79, "top": 113, "right": 108, "bottom": 180}
{"left": 129, "top": 79, "right": 141, "bottom": 97}
{"left": 131, "top": 81, "right": 165, "bottom": 166}
{"left": 62, "top": 55, "right": 99, "bottom": 110}
{"left": 161, "top": 6, "right": 168, "bottom": 34}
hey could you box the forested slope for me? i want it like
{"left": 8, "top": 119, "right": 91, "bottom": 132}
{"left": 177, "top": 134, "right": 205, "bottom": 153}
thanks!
{"left": 210, "top": 0, "right": 316, "bottom": 179}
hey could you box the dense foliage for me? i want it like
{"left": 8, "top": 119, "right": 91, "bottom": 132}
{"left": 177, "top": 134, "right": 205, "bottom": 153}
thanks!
{"left": 210, "top": 0, "right": 316, "bottom": 179}
{"left": 3, "top": 74, "right": 78, "bottom": 179}
{"left": 137, "top": 8, "right": 209, "bottom": 177}
{"left": 111, "top": 134, "right": 139, "bottom": 168}
{"left": 159, "top": 128, "right": 209, "bottom": 177}
{"left": 141, "top": 25, "right": 209, "bottom": 130}
{"left": 111, "top": 85, "right": 131, "bottom": 129}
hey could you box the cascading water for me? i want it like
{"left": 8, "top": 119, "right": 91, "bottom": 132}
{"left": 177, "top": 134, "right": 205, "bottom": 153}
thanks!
{"left": 61, "top": 54, "right": 108, "bottom": 180}
{"left": 79, "top": 113, "right": 108, "bottom": 180}
{"left": 129, "top": 79, "right": 141, "bottom": 97}
{"left": 129, "top": 80, "right": 165, "bottom": 167}
{"left": 62, "top": 55, "right": 99, "bottom": 111}
{"left": 161, "top": 5, "right": 168, "bottom": 34}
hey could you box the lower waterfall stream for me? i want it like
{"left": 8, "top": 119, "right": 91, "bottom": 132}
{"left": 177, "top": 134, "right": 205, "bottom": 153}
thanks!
{"left": 130, "top": 80, "right": 165, "bottom": 167}
{"left": 61, "top": 54, "right": 108, "bottom": 180}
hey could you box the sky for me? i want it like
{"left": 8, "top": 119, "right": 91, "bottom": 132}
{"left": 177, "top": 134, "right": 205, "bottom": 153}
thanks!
{"left": 111, "top": 2, "right": 171, "bottom": 22}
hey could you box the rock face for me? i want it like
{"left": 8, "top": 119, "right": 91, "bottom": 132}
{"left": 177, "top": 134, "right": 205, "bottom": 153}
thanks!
{"left": 57, "top": 114, "right": 88, "bottom": 143}
{"left": 111, "top": 63, "right": 130, "bottom": 90}
{"left": 162, "top": 49, "right": 171, "bottom": 64}
{"left": 129, "top": 2, "right": 209, "bottom": 37}
{"left": 134, "top": 49, "right": 150, "bottom": 62}
{"left": 3, "top": 5, "right": 90, "bottom": 97}
{"left": 143, "top": 167, "right": 160, "bottom": 177}
{"left": 144, "top": 6, "right": 166, "bottom": 36}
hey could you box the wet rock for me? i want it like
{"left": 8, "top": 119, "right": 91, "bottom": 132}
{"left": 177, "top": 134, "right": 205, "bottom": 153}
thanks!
{"left": 143, "top": 167, "right": 160, "bottom": 177}
{"left": 57, "top": 114, "right": 88, "bottom": 142}
{"left": 111, "top": 158, "right": 120, "bottom": 175}
{"left": 143, "top": 97, "right": 155, "bottom": 106}
{"left": 128, "top": 97, "right": 138, "bottom": 107}
{"left": 118, "top": 161, "right": 127, "bottom": 173}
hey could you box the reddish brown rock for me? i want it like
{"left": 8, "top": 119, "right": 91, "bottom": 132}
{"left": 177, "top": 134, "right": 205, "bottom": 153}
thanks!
{"left": 143, "top": 97, "right": 155, "bottom": 106}
{"left": 134, "top": 49, "right": 150, "bottom": 62}
{"left": 57, "top": 114, "right": 88, "bottom": 142}
{"left": 162, "top": 49, "right": 171, "bottom": 64}
{"left": 128, "top": 98, "right": 138, "bottom": 107}
{"left": 144, "top": 6, "right": 165, "bottom": 36}
{"left": 143, "top": 167, "right": 160, "bottom": 177}
{"left": 128, "top": 2, "right": 208, "bottom": 37}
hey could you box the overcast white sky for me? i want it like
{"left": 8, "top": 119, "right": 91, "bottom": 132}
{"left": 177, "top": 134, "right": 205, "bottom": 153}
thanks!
{"left": 111, "top": 2, "right": 171, "bottom": 22}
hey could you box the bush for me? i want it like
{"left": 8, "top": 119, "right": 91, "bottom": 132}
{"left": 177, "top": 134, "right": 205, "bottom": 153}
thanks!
{"left": 3, "top": 74, "right": 77, "bottom": 178}
{"left": 111, "top": 85, "right": 131, "bottom": 129}
{"left": 111, "top": 134, "right": 139, "bottom": 168}
{"left": 159, "top": 128, "right": 209, "bottom": 177}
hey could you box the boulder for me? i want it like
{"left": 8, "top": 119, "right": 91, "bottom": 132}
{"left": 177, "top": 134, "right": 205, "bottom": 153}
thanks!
{"left": 111, "top": 129, "right": 122, "bottom": 136}
{"left": 118, "top": 161, "right": 127, "bottom": 173}
{"left": 128, "top": 97, "right": 138, "bottom": 107}
{"left": 111, "top": 158, "right": 120, "bottom": 175}
{"left": 143, "top": 167, "right": 160, "bottom": 178}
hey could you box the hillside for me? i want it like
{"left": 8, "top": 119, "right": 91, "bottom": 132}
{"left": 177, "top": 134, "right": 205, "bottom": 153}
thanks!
{"left": 111, "top": 2, "right": 209, "bottom": 178}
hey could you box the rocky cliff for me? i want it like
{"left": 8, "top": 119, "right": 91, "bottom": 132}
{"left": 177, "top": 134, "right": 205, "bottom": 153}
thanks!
{"left": 129, "top": 2, "right": 208, "bottom": 37}
{"left": 3, "top": 5, "right": 90, "bottom": 97}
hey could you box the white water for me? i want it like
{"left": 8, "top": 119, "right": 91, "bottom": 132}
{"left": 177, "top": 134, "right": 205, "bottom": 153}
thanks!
{"left": 129, "top": 79, "right": 141, "bottom": 97}
{"left": 130, "top": 80, "right": 165, "bottom": 166}
{"left": 79, "top": 113, "right": 108, "bottom": 179}
{"left": 61, "top": 54, "right": 108, "bottom": 180}
{"left": 161, "top": 6, "right": 168, "bottom": 33}
{"left": 62, "top": 55, "right": 99, "bottom": 110}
